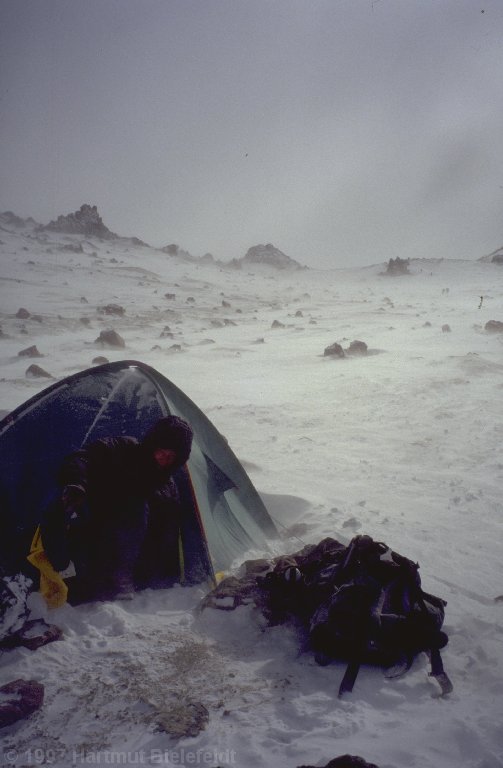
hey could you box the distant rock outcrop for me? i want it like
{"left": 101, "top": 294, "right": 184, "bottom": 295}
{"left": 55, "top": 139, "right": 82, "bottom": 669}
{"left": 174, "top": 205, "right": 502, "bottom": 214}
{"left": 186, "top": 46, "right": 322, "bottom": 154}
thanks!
{"left": 0, "top": 211, "right": 38, "bottom": 229}
{"left": 384, "top": 257, "right": 410, "bottom": 276}
{"left": 44, "top": 204, "right": 117, "bottom": 239}
{"left": 160, "top": 243, "right": 197, "bottom": 262}
{"left": 479, "top": 246, "right": 503, "bottom": 264}
{"left": 231, "top": 244, "right": 305, "bottom": 270}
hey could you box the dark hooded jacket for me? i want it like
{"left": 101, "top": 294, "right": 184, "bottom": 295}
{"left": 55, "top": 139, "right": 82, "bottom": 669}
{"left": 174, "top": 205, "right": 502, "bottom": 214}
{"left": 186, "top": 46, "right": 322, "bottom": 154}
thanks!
{"left": 58, "top": 415, "right": 194, "bottom": 513}
{"left": 42, "top": 416, "right": 194, "bottom": 601}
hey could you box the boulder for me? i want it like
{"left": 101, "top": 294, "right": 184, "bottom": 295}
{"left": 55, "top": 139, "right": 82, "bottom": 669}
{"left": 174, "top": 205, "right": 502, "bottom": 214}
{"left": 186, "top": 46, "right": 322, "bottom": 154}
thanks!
{"left": 324, "top": 342, "right": 345, "bottom": 358}
{"left": 485, "top": 320, "right": 503, "bottom": 333}
{"left": 16, "top": 308, "right": 31, "bottom": 319}
{"left": 346, "top": 340, "right": 368, "bottom": 356}
{"left": 18, "top": 345, "right": 42, "bottom": 358}
{"left": 0, "top": 680, "right": 44, "bottom": 728}
{"left": 94, "top": 330, "right": 125, "bottom": 348}
{"left": 25, "top": 364, "right": 52, "bottom": 378}
{"left": 97, "top": 303, "right": 125, "bottom": 316}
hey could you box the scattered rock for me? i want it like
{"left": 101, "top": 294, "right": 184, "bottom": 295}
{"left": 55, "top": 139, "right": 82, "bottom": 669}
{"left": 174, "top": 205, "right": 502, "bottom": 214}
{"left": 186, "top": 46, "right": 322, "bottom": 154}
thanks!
{"left": 92, "top": 356, "right": 109, "bottom": 365}
{"left": 485, "top": 320, "right": 503, "bottom": 333}
{"left": 94, "top": 330, "right": 125, "bottom": 348}
{"left": 442, "top": 324, "right": 451, "bottom": 333}
{"left": 186, "top": 297, "right": 196, "bottom": 304}
{"left": 164, "top": 293, "right": 176, "bottom": 300}
{"left": 98, "top": 303, "right": 125, "bottom": 316}
{"left": 271, "top": 320, "right": 285, "bottom": 329}
{"left": 0, "top": 679, "right": 45, "bottom": 728}
{"left": 80, "top": 317, "right": 91, "bottom": 326}
{"left": 222, "top": 300, "right": 231, "bottom": 308}
{"left": 18, "top": 345, "right": 42, "bottom": 358}
{"left": 25, "top": 364, "right": 52, "bottom": 378}
{"left": 223, "top": 319, "right": 237, "bottom": 326}
{"left": 346, "top": 340, "right": 368, "bottom": 356}
{"left": 295, "top": 310, "right": 303, "bottom": 317}
{"left": 80, "top": 296, "right": 89, "bottom": 303}
{"left": 16, "top": 308, "right": 31, "bottom": 319}
{"left": 324, "top": 342, "right": 345, "bottom": 358}
{"left": 57, "top": 242, "right": 83, "bottom": 254}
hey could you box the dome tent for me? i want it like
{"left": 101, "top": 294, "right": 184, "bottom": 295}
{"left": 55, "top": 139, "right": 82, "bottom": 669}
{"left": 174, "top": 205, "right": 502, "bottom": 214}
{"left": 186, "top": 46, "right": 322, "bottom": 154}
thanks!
{"left": 0, "top": 360, "right": 278, "bottom": 586}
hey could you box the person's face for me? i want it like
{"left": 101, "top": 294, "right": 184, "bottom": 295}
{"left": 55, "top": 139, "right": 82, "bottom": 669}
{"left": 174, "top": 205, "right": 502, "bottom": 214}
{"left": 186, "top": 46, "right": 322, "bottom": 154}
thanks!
{"left": 153, "top": 447, "right": 178, "bottom": 468}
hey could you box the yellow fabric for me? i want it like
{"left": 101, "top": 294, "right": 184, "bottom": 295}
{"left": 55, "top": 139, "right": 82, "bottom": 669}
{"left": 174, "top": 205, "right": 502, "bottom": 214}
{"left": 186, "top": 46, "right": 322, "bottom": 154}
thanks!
{"left": 27, "top": 526, "right": 68, "bottom": 608}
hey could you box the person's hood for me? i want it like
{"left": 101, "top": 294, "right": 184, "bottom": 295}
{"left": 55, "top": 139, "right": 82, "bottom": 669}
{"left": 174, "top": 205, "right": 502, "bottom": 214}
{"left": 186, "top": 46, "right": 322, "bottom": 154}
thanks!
{"left": 140, "top": 415, "right": 194, "bottom": 471}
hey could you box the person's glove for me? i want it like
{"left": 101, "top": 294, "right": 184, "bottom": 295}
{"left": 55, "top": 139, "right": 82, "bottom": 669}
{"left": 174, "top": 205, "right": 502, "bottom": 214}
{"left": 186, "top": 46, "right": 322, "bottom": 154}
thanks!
{"left": 61, "top": 484, "right": 86, "bottom": 522}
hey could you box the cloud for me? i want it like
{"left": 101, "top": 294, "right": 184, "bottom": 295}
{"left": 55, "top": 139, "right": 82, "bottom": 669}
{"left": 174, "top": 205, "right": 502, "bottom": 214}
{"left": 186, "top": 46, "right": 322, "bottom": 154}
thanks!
{"left": 1, "top": 0, "right": 502, "bottom": 267}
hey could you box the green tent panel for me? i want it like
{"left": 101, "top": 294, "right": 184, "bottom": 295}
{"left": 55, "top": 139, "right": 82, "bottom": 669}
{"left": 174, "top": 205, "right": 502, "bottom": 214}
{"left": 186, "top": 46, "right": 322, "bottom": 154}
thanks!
{"left": 0, "top": 360, "right": 277, "bottom": 584}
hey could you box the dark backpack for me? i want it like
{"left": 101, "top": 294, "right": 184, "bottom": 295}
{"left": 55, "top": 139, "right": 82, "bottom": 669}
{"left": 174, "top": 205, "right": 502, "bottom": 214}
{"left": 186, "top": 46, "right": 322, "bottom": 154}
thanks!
{"left": 263, "top": 535, "right": 451, "bottom": 696}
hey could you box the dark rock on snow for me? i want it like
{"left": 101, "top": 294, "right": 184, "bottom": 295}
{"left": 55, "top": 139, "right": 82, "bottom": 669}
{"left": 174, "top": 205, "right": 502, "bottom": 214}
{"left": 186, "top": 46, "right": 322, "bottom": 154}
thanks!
{"left": 346, "top": 340, "right": 368, "bottom": 356}
{"left": 98, "top": 304, "right": 125, "bottom": 316}
{"left": 94, "top": 330, "right": 125, "bottom": 348}
{"left": 384, "top": 257, "right": 410, "bottom": 276}
{"left": 0, "top": 679, "right": 44, "bottom": 728}
{"left": 16, "top": 308, "right": 31, "bottom": 319}
{"left": 18, "top": 345, "right": 43, "bottom": 358}
{"left": 25, "top": 364, "right": 52, "bottom": 378}
{"left": 485, "top": 320, "right": 503, "bottom": 333}
{"left": 324, "top": 342, "right": 345, "bottom": 358}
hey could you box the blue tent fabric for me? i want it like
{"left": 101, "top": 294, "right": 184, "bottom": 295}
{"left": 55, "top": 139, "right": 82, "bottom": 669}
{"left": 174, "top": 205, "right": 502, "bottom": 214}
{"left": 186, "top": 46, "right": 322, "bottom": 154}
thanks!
{"left": 0, "top": 360, "right": 277, "bottom": 583}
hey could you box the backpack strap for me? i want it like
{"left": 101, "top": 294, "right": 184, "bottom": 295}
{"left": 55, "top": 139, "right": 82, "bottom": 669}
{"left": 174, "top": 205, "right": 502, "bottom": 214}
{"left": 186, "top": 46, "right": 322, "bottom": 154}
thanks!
{"left": 338, "top": 660, "right": 361, "bottom": 696}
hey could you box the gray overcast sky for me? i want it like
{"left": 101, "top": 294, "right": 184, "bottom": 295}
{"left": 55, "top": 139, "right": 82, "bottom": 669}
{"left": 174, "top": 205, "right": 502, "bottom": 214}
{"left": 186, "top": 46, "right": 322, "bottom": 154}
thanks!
{"left": 1, "top": 0, "right": 503, "bottom": 268}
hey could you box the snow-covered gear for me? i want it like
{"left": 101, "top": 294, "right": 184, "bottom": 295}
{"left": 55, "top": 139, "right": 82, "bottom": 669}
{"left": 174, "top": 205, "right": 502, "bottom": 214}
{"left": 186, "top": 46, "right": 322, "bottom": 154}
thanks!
{"left": 204, "top": 535, "right": 451, "bottom": 696}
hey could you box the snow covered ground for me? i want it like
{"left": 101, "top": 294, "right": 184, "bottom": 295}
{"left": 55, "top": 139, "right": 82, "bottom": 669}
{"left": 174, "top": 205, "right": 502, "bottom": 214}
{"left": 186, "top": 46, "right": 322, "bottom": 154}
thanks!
{"left": 0, "top": 218, "right": 502, "bottom": 767}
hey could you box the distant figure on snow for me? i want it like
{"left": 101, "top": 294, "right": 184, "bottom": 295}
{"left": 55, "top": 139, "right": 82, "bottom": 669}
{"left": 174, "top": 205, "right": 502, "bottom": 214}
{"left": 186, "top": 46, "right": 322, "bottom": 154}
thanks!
{"left": 39, "top": 415, "right": 194, "bottom": 603}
